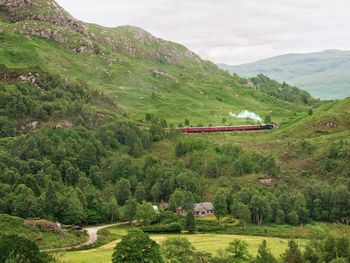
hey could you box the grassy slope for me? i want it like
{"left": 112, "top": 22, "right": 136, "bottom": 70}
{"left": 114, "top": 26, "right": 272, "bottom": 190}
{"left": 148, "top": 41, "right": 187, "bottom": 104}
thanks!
{"left": 0, "top": 214, "right": 87, "bottom": 249}
{"left": 0, "top": 9, "right": 309, "bottom": 126}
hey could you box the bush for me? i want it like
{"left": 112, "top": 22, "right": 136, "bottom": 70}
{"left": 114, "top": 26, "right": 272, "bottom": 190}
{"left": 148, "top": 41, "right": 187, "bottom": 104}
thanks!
{"left": 287, "top": 211, "right": 299, "bottom": 226}
{"left": 275, "top": 210, "right": 286, "bottom": 225}
{"left": 141, "top": 223, "right": 182, "bottom": 233}
{"left": 0, "top": 235, "right": 55, "bottom": 263}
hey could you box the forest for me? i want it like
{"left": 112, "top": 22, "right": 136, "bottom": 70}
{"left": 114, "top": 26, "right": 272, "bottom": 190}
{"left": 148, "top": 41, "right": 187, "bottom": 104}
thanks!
{"left": 0, "top": 67, "right": 349, "bottom": 229}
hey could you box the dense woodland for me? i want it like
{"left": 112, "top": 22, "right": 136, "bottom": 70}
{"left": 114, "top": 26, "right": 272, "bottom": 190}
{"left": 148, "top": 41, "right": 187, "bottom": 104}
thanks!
{"left": 0, "top": 67, "right": 349, "bottom": 229}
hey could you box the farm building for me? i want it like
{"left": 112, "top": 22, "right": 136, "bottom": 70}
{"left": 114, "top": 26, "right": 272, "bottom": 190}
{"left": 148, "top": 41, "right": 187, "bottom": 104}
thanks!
{"left": 193, "top": 202, "right": 214, "bottom": 216}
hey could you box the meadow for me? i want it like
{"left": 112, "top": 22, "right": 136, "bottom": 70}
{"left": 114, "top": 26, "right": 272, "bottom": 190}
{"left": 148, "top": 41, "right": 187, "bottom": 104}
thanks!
{"left": 58, "top": 226, "right": 306, "bottom": 263}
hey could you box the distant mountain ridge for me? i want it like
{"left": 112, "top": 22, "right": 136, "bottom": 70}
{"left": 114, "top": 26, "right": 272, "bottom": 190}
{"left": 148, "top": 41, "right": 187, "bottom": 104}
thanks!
{"left": 218, "top": 50, "right": 350, "bottom": 100}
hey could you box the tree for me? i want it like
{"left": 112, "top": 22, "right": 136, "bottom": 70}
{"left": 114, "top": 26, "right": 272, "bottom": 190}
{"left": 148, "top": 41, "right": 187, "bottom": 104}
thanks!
{"left": 151, "top": 182, "right": 162, "bottom": 203}
{"left": 282, "top": 240, "right": 303, "bottom": 263}
{"left": 226, "top": 239, "right": 252, "bottom": 262}
{"left": 238, "top": 204, "right": 251, "bottom": 229}
{"left": 255, "top": 240, "right": 277, "bottom": 263}
{"left": 0, "top": 235, "right": 55, "bottom": 263}
{"left": 112, "top": 230, "right": 163, "bottom": 263}
{"left": 60, "top": 188, "right": 85, "bottom": 225}
{"left": 124, "top": 197, "right": 138, "bottom": 225}
{"left": 336, "top": 236, "right": 350, "bottom": 259}
{"left": 185, "top": 211, "right": 196, "bottom": 233}
{"left": 214, "top": 189, "right": 227, "bottom": 222}
{"left": 116, "top": 178, "right": 131, "bottom": 205}
{"left": 12, "top": 184, "right": 41, "bottom": 219}
{"left": 275, "top": 209, "right": 286, "bottom": 225}
{"left": 286, "top": 211, "right": 299, "bottom": 226}
{"left": 161, "top": 237, "right": 197, "bottom": 263}
{"left": 109, "top": 196, "right": 119, "bottom": 223}
{"left": 134, "top": 182, "right": 146, "bottom": 202}
{"left": 249, "top": 194, "right": 271, "bottom": 225}
{"left": 324, "top": 236, "right": 337, "bottom": 263}
{"left": 136, "top": 202, "right": 157, "bottom": 226}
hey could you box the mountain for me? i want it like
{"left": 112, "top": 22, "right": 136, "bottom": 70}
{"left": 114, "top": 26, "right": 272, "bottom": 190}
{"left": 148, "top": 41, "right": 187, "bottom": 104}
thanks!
{"left": 0, "top": 0, "right": 316, "bottom": 127}
{"left": 218, "top": 50, "right": 350, "bottom": 100}
{"left": 1, "top": 0, "right": 350, "bottom": 258}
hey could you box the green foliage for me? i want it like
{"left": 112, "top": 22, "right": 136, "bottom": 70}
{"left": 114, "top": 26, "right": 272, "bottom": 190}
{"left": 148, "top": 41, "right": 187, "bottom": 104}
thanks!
{"left": 136, "top": 202, "right": 157, "bottom": 226}
{"left": 255, "top": 240, "right": 277, "bottom": 263}
{"left": 282, "top": 240, "right": 303, "bottom": 263}
{"left": 225, "top": 239, "right": 252, "bottom": 262}
{"left": 161, "top": 237, "right": 197, "bottom": 263}
{"left": 286, "top": 211, "right": 299, "bottom": 226}
{"left": 141, "top": 223, "right": 182, "bottom": 234}
{"left": 185, "top": 211, "right": 196, "bottom": 233}
{"left": 0, "top": 235, "right": 55, "bottom": 263}
{"left": 238, "top": 204, "right": 251, "bottom": 229}
{"left": 112, "top": 230, "right": 163, "bottom": 263}
{"left": 123, "top": 197, "right": 138, "bottom": 225}
{"left": 214, "top": 189, "right": 228, "bottom": 221}
{"left": 264, "top": 115, "right": 272, "bottom": 124}
{"left": 275, "top": 210, "right": 286, "bottom": 225}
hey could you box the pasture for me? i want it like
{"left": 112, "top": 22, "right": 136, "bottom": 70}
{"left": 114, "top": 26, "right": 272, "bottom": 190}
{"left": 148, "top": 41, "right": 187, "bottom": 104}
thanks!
{"left": 58, "top": 227, "right": 306, "bottom": 263}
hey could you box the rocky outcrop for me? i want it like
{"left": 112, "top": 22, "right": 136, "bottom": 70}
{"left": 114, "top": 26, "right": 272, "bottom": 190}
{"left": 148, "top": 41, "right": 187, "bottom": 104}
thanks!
{"left": 0, "top": 0, "right": 87, "bottom": 34}
{"left": 151, "top": 69, "right": 176, "bottom": 80}
{"left": 21, "top": 121, "right": 39, "bottom": 131}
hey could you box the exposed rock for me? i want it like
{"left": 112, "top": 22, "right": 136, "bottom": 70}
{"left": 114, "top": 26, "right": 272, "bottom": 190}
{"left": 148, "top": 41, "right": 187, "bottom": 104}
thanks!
{"left": 52, "top": 122, "right": 73, "bottom": 129}
{"left": 258, "top": 177, "right": 273, "bottom": 185}
{"left": 326, "top": 120, "right": 338, "bottom": 128}
{"left": 151, "top": 69, "right": 176, "bottom": 80}
{"left": 21, "top": 121, "right": 39, "bottom": 131}
{"left": 244, "top": 79, "right": 255, "bottom": 88}
{"left": 0, "top": 0, "right": 87, "bottom": 34}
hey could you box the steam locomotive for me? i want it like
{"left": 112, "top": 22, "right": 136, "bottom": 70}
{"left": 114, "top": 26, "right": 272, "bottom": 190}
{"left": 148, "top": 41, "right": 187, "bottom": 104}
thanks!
{"left": 178, "top": 124, "right": 275, "bottom": 133}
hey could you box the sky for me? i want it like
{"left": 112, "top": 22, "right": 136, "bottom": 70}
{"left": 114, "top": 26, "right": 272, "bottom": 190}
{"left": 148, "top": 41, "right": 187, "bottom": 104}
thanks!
{"left": 56, "top": 0, "right": 350, "bottom": 65}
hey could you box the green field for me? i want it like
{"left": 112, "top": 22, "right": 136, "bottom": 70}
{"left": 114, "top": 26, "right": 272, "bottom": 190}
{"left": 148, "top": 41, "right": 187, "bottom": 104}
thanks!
{"left": 58, "top": 227, "right": 306, "bottom": 263}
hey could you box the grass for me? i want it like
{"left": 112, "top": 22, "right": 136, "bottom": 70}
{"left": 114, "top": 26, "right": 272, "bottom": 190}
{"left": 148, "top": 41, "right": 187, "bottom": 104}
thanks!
{"left": 58, "top": 226, "right": 306, "bottom": 263}
{"left": 0, "top": 214, "right": 87, "bottom": 250}
{"left": 58, "top": 221, "right": 350, "bottom": 263}
{"left": 0, "top": 16, "right": 310, "bottom": 127}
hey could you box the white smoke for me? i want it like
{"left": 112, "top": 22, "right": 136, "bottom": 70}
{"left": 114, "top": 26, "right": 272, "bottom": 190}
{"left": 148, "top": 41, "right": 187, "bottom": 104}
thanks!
{"left": 229, "top": 110, "right": 262, "bottom": 122}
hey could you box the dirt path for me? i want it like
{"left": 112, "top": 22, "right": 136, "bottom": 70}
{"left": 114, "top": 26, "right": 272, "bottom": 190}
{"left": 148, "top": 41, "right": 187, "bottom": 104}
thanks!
{"left": 82, "top": 223, "right": 122, "bottom": 246}
{"left": 44, "top": 222, "right": 125, "bottom": 252}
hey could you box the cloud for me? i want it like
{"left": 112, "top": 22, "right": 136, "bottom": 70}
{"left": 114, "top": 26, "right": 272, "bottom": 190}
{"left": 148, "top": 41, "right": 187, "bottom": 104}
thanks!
{"left": 56, "top": 0, "right": 350, "bottom": 64}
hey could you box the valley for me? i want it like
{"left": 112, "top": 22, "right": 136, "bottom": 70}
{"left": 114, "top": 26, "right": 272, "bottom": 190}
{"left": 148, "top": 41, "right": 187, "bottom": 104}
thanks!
{"left": 0, "top": 1, "right": 349, "bottom": 263}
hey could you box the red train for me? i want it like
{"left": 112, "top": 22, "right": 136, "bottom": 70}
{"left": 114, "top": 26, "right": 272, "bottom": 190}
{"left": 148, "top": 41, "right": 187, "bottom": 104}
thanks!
{"left": 178, "top": 124, "right": 275, "bottom": 133}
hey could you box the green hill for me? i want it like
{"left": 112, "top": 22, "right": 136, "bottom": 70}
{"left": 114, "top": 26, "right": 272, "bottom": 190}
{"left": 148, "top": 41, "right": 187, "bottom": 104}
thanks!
{"left": 219, "top": 50, "right": 350, "bottom": 100}
{"left": 0, "top": 1, "right": 350, "bottom": 254}
{"left": 0, "top": 0, "right": 316, "bottom": 126}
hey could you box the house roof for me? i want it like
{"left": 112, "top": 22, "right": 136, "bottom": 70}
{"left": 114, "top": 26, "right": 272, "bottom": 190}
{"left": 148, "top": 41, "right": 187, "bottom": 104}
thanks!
{"left": 193, "top": 202, "right": 214, "bottom": 212}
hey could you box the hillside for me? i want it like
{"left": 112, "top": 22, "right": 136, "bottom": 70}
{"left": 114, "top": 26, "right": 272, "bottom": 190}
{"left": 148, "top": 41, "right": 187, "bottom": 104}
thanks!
{"left": 219, "top": 50, "right": 350, "bottom": 100}
{"left": 0, "top": 2, "right": 350, "bottom": 260}
{"left": 0, "top": 0, "right": 316, "bottom": 127}
{"left": 0, "top": 214, "right": 86, "bottom": 249}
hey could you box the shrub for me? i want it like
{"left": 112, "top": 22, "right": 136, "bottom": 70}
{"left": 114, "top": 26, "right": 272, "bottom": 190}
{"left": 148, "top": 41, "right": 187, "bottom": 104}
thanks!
{"left": 0, "top": 235, "right": 55, "bottom": 263}
{"left": 141, "top": 223, "right": 182, "bottom": 233}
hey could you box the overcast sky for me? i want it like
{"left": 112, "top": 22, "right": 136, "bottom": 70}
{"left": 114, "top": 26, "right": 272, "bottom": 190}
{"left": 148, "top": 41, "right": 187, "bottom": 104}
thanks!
{"left": 56, "top": 0, "right": 350, "bottom": 65}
